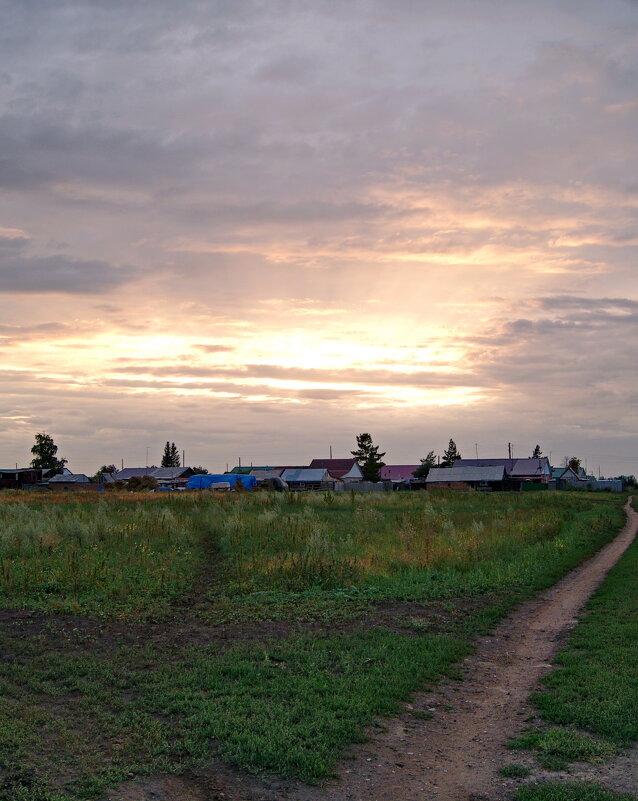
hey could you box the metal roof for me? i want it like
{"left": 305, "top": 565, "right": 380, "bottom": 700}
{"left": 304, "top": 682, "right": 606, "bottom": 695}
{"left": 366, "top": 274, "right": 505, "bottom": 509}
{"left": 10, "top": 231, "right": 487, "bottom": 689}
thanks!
{"left": 250, "top": 469, "right": 284, "bottom": 479}
{"left": 426, "top": 465, "right": 506, "bottom": 483}
{"left": 115, "top": 468, "right": 156, "bottom": 480}
{"left": 281, "top": 468, "right": 329, "bottom": 483}
{"left": 455, "top": 458, "right": 550, "bottom": 476}
{"left": 308, "top": 459, "right": 362, "bottom": 478}
{"left": 151, "top": 467, "right": 192, "bottom": 479}
{"left": 380, "top": 465, "right": 421, "bottom": 481}
{"left": 48, "top": 473, "right": 91, "bottom": 483}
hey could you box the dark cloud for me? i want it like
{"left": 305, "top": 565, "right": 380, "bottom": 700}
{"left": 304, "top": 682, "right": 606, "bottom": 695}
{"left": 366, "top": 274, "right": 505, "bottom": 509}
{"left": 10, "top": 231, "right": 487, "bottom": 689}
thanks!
{"left": 0, "top": 252, "right": 131, "bottom": 294}
{"left": 110, "top": 362, "right": 484, "bottom": 388}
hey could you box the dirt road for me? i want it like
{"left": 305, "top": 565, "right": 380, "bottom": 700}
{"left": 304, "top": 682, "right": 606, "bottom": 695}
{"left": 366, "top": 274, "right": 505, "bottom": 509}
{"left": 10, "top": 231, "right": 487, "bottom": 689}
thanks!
{"left": 294, "top": 497, "right": 638, "bottom": 801}
{"left": 108, "top": 499, "right": 638, "bottom": 801}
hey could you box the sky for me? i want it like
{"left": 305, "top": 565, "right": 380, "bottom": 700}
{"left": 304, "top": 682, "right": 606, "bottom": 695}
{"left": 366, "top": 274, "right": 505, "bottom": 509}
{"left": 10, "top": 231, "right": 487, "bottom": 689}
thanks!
{"left": 1, "top": 0, "right": 637, "bottom": 477}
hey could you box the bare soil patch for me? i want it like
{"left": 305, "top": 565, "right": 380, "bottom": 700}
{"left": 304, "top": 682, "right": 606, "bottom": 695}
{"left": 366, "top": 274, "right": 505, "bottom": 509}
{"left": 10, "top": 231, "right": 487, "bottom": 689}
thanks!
{"left": 103, "top": 499, "right": 638, "bottom": 801}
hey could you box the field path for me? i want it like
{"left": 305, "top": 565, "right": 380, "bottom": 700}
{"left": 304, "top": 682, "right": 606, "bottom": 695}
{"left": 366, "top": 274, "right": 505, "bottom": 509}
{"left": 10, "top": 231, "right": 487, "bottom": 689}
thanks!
{"left": 290, "top": 497, "right": 638, "bottom": 801}
{"left": 108, "top": 499, "right": 637, "bottom": 801}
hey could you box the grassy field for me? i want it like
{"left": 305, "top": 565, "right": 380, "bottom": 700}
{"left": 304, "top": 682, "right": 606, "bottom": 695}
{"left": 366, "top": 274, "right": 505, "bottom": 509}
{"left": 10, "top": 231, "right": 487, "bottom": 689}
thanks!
{"left": 0, "top": 489, "right": 628, "bottom": 800}
{"left": 511, "top": 504, "right": 638, "bottom": 801}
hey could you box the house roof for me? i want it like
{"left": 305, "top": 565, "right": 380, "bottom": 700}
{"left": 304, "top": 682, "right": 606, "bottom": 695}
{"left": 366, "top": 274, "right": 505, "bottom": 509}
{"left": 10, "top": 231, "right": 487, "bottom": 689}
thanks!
{"left": 308, "top": 459, "right": 362, "bottom": 478}
{"left": 48, "top": 473, "right": 91, "bottom": 483}
{"left": 455, "top": 458, "right": 550, "bottom": 476}
{"left": 152, "top": 467, "right": 193, "bottom": 480}
{"left": 250, "top": 469, "right": 284, "bottom": 479}
{"left": 380, "top": 465, "right": 421, "bottom": 481}
{"left": 114, "top": 468, "right": 157, "bottom": 480}
{"left": 552, "top": 467, "right": 575, "bottom": 479}
{"left": 281, "top": 468, "right": 329, "bottom": 483}
{"left": 427, "top": 465, "right": 506, "bottom": 483}
{"left": 509, "top": 458, "right": 551, "bottom": 477}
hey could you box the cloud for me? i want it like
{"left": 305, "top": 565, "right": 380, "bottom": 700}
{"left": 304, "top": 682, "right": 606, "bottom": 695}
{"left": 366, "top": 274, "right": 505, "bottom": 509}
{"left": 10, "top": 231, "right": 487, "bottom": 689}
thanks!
{"left": 0, "top": 252, "right": 132, "bottom": 294}
{"left": 0, "top": 233, "right": 134, "bottom": 294}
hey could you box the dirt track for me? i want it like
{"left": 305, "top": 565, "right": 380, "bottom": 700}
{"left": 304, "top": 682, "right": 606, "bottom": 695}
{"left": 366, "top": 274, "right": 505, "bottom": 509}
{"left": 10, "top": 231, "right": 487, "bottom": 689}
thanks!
{"left": 108, "top": 499, "right": 638, "bottom": 801}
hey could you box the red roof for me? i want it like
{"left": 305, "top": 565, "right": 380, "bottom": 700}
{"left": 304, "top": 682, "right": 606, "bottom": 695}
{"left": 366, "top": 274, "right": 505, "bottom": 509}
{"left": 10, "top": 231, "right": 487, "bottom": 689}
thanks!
{"left": 309, "top": 458, "right": 359, "bottom": 478}
{"left": 380, "top": 465, "right": 421, "bottom": 481}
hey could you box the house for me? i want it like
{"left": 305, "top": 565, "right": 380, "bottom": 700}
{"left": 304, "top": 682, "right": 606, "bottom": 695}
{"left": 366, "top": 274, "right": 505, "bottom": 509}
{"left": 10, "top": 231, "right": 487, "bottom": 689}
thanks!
{"left": 455, "top": 458, "right": 552, "bottom": 487}
{"left": 380, "top": 465, "right": 421, "bottom": 483}
{"left": 151, "top": 467, "right": 194, "bottom": 489}
{"left": 281, "top": 468, "right": 335, "bottom": 491}
{"left": 48, "top": 473, "right": 95, "bottom": 491}
{"left": 0, "top": 467, "right": 71, "bottom": 490}
{"left": 0, "top": 468, "right": 43, "bottom": 490}
{"left": 426, "top": 465, "right": 506, "bottom": 491}
{"left": 114, "top": 467, "right": 194, "bottom": 489}
{"left": 551, "top": 466, "right": 581, "bottom": 489}
{"left": 308, "top": 459, "right": 363, "bottom": 482}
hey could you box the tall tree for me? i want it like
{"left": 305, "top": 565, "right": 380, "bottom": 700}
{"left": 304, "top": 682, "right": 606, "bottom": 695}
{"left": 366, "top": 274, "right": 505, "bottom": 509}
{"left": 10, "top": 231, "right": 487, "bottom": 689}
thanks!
{"left": 92, "top": 464, "right": 117, "bottom": 481}
{"left": 532, "top": 444, "right": 542, "bottom": 459}
{"left": 161, "top": 441, "right": 181, "bottom": 468}
{"left": 30, "top": 432, "right": 67, "bottom": 472}
{"left": 351, "top": 433, "right": 386, "bottom": 482}
{"left": 161, "top": 442, "right": 171, "bottom": 467}
{"left": 413, "top": 450, "right": 437, "bottom": 479}
{"left": 440, "top": 439, "right": 461, "bottom": 467}
{"left": 170, "top": 442, "right": 181, "bottom": 467}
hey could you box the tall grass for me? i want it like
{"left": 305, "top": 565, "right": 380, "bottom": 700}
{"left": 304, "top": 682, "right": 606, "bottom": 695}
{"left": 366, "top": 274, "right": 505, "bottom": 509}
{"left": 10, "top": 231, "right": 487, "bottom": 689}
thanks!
{"left": 0, "top": 490, "right": 625, "bottom": 615}
{"left": 206, "top": 491, "right": 623, "bottom": 602}
{"left": 0, "top": 500, "right": 200, "bottom": 613}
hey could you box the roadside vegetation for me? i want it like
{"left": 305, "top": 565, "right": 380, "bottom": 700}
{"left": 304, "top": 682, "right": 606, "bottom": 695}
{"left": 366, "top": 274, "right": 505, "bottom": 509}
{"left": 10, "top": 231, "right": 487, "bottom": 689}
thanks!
{"left": 0, "top": 490, "right": 628, "bottom": 800}
{"left": 509, "top": 501, "right": 638, "bottom": 801}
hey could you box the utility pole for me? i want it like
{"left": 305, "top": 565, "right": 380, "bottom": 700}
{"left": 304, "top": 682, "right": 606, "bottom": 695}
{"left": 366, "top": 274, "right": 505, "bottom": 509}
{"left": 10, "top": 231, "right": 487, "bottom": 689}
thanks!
{"left": 508, "top": 442, "right": 512, "bottom": 459}
{"left": 330, "top": 445, "right": 333, "bottom": 459}
{"left": 183, "top": 450, "right": 185, "bottom": 467}
{"left": 146, "top": 446, "right": 149, "bottom": 467}
{"left": 475, "top": 442, "right": 479, "bottom": 460}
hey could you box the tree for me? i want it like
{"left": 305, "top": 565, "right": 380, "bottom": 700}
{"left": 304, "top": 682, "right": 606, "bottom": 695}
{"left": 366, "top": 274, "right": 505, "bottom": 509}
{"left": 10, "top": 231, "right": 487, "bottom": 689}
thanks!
{"left": 191, "top": 466, "right": 209, "bottom": 475}
{"left": 92, "top": 464, "right": 117, "bottom": 481}
{"left": 440, "top": 439, "right": 461, "bottom": 467}
{"left": 563, "top": 456, "right": 581, "bottom": 473}
{"left": 127, "top": 475, "right": 158, "bottom": 491}
{"left": 161, "top": 441, "right": 181, "bottom": 468}
{"left": 351, "top": 433, "right": 386, "bottom": 482}
{"left": 532, "top": 445, "right": 542, "bottom": 459}
{"left": 413, "top": 451, "right": 437, "bottom": 479}
{"left": 30, "top": 432, "right": 67, "bottom": 473}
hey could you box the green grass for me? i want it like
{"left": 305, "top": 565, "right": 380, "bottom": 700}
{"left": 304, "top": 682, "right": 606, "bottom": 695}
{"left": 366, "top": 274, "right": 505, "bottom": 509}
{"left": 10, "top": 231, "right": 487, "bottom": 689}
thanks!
{"left": 508, "top": 502, "right": 638, "bottom": 801}
{"left": 0, "top": 490, "right": 628, "bottom": 799}
{"left": 0, "top": 625, "right": 467, "bottom": 796}
{"left": 500, "top": 764, "right": 532, "bottom": 778}
{"left": 529, "top": 530, "right": 638, "bottom": 746}
{"left": 515, "top": 783, "right": 637, "bottom": 801}
{"left": 508, "top": 728, "right": 617, "bottom": 770}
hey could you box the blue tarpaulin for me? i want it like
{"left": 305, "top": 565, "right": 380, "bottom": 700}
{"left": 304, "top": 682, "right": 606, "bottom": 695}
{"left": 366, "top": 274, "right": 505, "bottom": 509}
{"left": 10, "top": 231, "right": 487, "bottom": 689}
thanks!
{"left": 186, "top": 474, "right": 257, "bottom": 490}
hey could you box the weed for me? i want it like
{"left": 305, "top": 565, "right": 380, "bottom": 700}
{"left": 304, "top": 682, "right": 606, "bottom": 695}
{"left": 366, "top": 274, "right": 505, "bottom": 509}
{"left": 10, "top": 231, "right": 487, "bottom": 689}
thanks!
{"left": 515, "top": 782, "right": 638, "bottom": 801}
{"left": 508, "top": 727, "right": 617, "bottom": 766}
{"left": 499, "top": 764, "right": 531, "bottom": 778}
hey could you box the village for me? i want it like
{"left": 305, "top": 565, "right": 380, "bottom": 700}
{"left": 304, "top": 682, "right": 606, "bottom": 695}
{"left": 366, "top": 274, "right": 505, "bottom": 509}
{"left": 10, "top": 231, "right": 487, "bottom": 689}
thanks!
{"left": 0, "top": 434, "right": 627, "bottom": 494}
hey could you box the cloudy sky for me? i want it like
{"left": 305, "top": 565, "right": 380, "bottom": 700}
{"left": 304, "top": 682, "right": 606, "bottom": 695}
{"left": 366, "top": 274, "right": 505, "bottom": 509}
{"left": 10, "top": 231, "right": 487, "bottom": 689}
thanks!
{"left": 1, "top": 0, "right": 637, "bottom": 476}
